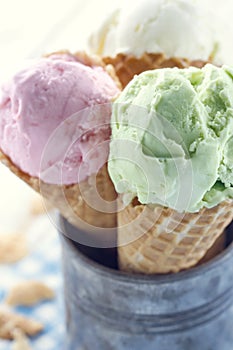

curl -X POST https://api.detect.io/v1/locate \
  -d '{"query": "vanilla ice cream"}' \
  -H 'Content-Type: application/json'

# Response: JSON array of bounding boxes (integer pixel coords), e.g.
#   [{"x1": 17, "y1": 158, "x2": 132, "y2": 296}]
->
[{"x1": 89, "y1": 0, "x2": 218, "y2": 62}]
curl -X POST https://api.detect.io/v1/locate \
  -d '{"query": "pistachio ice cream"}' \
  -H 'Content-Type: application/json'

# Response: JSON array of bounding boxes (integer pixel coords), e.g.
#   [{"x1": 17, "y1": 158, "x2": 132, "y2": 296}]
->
[{"x1": 108, "y1": 64, "x2": 233, "y2": 212}]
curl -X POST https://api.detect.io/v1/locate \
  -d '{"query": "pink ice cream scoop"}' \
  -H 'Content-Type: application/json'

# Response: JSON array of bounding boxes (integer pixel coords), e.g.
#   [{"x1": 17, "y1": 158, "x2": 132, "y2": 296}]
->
[{"x1": 0, "y1": 53, "x2": 120, "y2": 185}]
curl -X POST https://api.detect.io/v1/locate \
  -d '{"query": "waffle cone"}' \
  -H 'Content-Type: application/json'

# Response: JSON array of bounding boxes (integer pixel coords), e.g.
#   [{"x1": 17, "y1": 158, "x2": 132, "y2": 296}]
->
[
  {"x1": 118, "y1": 198, "x2": 233, "y2": 274},
  {"x1": 103, "y1": 53, "x2": 209, "y2": 88},
  {"x1": 0, "y1": 150, "x2": 117, "y2": 235}
]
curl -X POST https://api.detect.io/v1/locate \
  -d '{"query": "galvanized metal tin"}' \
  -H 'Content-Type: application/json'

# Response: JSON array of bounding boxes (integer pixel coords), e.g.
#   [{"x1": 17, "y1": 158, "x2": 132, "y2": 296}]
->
[{"x1": 59, "y1": 216, "x2": 233, "y2": 350}]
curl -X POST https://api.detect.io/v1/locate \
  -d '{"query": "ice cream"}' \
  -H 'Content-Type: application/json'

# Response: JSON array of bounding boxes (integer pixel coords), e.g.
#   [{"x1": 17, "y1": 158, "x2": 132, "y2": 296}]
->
[
  {"x1": 0, "y1": 52, "x2": 120, "y2": 185},
  {"x1": 108, "y1": 64, "x2": 233, "y2": 273},
  {"x1": 109, "y1": 64, "x2": 233, "y2": 213},
  {"x1": 89, "y1": 0, "x2": 218, "y2": 62},
  {"x1": 88, "y1": 0, "x2": 219, "y2": 88},
  {"x1": 0, "y1": 52, "x2": 120, "y2": 234}
]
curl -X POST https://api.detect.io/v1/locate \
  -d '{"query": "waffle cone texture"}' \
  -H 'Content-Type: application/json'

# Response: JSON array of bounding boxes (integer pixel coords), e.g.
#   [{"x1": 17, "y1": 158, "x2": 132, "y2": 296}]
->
[
  {"x1": 103, "y1": 53, "x2": 209, "y2": 88},
  {"x1": 0, "y1": 150, "x2": 117, "y2": 232},
  {"x1": 118, "y1": 199, "x2": 233, "y2": 274}
]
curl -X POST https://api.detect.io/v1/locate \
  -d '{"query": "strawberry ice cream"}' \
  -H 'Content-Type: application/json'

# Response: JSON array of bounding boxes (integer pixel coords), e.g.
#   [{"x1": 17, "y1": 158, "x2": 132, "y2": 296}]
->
[{"x1": 0, "y1": 53, "x2": 120, "y2": 185}]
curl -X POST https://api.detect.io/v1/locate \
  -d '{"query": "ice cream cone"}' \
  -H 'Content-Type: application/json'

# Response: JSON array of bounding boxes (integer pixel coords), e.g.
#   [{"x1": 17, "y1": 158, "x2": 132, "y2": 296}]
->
[
  {"x1": 0, "y1": 51, "x2": 121, "y2": 241},
  {"x1": 117, "y1": 198, "x2": 233, "y2": 274},
  {"x1": 103, "y1": 53, "x2": 209, "y2": 88},
  {"x1": 0, "y1": 150, "x2": 117, "y2": 233}
]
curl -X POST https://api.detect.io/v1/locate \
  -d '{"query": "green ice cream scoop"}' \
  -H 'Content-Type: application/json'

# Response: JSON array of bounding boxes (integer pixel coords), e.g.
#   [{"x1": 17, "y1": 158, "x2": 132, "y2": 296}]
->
[{"x1": 108, "y1": 64, "x2": 233, "y2": 212}]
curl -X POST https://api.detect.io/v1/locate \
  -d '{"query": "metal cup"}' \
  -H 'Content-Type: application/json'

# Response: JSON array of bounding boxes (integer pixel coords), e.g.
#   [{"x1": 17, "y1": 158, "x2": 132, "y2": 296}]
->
[{"x1": 59, "y1": 216, "x2": 233, "y2": 350}]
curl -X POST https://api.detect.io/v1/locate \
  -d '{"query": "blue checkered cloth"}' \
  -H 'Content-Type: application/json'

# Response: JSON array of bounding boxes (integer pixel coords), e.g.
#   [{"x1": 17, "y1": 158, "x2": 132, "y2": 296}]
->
[{"x1": 0, "y1": 226, "x2": 65, "y2": 350}]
